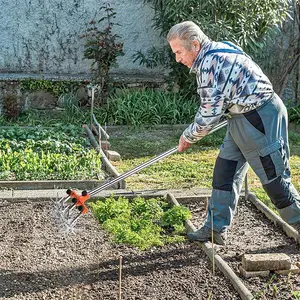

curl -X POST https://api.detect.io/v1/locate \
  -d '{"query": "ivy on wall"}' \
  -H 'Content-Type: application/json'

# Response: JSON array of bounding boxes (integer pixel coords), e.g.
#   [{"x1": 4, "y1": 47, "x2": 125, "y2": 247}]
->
[{"x1": 20, "y1": 79, "x2": 83, "y2": 97}]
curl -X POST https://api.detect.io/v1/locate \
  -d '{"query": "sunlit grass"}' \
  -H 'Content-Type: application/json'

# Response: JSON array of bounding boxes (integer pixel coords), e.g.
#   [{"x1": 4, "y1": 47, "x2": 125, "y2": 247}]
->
[
  {"x1": 110, "y1": 127, "x2": 300, "y2": 213},
  {"x1": 113, "y1": 150, "x2": 217, "y2": 190}
]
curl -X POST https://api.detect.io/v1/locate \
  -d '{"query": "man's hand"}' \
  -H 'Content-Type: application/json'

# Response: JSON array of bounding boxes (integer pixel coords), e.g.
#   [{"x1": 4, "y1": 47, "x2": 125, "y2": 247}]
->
[{"x1": 178, "y1": 135, "x2": 192, "y2": 152}]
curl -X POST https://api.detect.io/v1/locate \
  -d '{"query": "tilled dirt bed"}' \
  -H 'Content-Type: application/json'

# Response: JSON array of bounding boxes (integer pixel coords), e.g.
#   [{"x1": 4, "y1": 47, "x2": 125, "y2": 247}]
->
[
  {"x1": 0, "y1": 199, "x2": 240, "y2": 300},
  {"x1": 184, "y1": 196, "x2": 300, "y2": 299},
  {"x1": 0, "y1": 197, "x2": 299, "y2": 300}
]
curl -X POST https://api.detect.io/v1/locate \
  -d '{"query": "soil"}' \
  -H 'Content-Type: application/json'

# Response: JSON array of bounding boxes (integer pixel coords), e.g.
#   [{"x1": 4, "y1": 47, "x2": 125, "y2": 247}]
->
[
  {"x1": 184, "y1": 197, "x2": 300, "y2": 300},
  {"x1": 0, "y1": 199, "x2": 240, "y2": 300},
  {"x1": 1, "y1": 196, "x2": 299, "y2": 300}
]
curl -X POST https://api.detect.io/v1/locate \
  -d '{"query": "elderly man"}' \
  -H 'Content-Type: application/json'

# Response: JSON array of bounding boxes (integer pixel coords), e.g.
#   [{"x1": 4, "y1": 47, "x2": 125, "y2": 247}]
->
[{"x1": 167, "y1": 21, "x2": 300, "y2": 245}]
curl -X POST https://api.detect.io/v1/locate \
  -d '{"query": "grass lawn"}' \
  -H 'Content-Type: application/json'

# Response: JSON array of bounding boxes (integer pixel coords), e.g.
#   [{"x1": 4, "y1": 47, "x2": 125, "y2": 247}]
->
[{"x1": 108, "y1": 126, "x2": 300, "y2": 212}]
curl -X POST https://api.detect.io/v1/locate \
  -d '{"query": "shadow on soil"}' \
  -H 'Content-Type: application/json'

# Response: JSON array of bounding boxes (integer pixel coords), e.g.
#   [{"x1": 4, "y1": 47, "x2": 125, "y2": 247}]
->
[{"x1": 0, "y1": 244, "x2": 204, "y2": 297}]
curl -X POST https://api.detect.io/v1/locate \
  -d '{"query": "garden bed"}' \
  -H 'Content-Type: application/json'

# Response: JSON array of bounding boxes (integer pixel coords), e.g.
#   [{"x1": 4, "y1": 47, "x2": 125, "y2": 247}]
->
[
  {"x1": 0, "y1": 126, "x2": 105, "y2": 183},
  {"x1": 1, "y1": 191, "x2": 300, "y2": 299},
  {"x1": 0, "y1": 199, "x2": 240, "y2": 300}
]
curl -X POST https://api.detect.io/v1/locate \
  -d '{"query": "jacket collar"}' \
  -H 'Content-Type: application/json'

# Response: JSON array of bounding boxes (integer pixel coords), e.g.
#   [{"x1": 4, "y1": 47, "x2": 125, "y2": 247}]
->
[{"x1": 189, "y1": 41, "x2": 212, "y2": 74}]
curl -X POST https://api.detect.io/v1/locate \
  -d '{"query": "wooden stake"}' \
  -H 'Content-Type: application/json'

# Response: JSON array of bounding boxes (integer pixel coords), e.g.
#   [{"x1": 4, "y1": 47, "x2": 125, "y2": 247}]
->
[
  {"x1": 118, "y1": 256, "x2": 122, "y2": 300},
  {"x1": 204, "y1": 197, "x2": 209, "y2": 217},
  {"x1": 211, "y1": 209, "x2": 215, "y2": 276}
]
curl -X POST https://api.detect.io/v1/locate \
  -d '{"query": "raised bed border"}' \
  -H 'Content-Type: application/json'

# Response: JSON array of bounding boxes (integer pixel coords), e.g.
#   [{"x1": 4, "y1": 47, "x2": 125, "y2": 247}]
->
[
  {"x1": 0, "y1": 180, "x2": 101, "y2": 191},
  {"x1": 82, "y1": 124, "x2": 125, "y2": 189},
  {"x1": 166, "y1": 193, "x2": 254, "y2": 300},
  {"x1": 246, "y1": 192, "x2": 300, "y2": 245}
]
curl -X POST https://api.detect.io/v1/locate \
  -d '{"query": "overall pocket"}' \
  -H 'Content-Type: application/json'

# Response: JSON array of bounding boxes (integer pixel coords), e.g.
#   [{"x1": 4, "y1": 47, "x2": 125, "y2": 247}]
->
[{"x1": 258, "y1": 137, "x2": 286, "y2": 181}]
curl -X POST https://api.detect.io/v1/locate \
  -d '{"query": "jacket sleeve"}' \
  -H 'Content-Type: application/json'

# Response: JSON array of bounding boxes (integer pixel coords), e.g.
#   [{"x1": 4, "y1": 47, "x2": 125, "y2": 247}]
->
[{"x1": 183, "y1": 56, "x2": 227, "y2": 143}]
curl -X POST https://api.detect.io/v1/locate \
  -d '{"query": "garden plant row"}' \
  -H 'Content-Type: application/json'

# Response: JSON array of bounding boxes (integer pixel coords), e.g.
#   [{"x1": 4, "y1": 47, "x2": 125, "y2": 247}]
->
[{"x1": 0, "y1": 126, "x2": 103, "y2": 181}]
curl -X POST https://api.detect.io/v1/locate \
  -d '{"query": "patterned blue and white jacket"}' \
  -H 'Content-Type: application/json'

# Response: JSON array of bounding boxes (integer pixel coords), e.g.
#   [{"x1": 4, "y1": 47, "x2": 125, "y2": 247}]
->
[{"x1": 183, "y1": 41, "x2": 274, "y2": 143}]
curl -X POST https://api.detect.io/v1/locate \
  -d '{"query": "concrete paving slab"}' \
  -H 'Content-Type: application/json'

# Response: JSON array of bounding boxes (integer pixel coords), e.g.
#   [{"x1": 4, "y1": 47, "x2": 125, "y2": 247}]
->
[
  {"x1": 242, "y1": 253, "x2": 291, "y2": 272},
  {"x1": 239, "y1": 266, "x2": 270, "y2": 278},
  {"x1": 0, "y1": 188, "x2": 215, "y2": 202}
]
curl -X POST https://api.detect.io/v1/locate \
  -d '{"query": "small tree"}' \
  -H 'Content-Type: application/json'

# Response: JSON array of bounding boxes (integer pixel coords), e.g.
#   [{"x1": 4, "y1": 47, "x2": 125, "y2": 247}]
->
[{"x1": 81, "y1": 3, "x2": 124, "y2": 106}]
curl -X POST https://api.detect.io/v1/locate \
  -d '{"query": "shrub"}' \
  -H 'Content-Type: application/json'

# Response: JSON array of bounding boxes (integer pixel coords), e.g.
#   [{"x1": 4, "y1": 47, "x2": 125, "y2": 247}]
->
[
  {"x1": 288, "y1": 106, "x2": 300, "y2": 124},
  {"x1": 20, "y1": 79, "x2": 81, "y2": 97},
  {"x1": 2, "y1": 93, "x2": 21, "y2": 120}
]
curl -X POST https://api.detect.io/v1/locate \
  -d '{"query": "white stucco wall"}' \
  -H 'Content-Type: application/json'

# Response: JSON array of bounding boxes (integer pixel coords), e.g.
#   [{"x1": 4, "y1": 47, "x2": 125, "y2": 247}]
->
[{"x1": 0, "y1": 0, "x2": 164, "y2": 77}]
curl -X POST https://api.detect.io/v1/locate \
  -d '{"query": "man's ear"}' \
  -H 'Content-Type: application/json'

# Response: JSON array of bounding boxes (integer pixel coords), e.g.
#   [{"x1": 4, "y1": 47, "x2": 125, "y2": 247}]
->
[{"x1": 192, "y1": 40, "x2": 200, "y2": 52}]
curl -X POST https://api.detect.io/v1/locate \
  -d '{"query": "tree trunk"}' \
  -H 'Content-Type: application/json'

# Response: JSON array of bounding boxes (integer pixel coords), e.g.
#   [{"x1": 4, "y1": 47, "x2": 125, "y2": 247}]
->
[
  {"x1": 277, "y1": 1, "x2": 300, "y2": 100},
  {"x1": 278, "y1": 54, "x2": 300, "y2": 99}
]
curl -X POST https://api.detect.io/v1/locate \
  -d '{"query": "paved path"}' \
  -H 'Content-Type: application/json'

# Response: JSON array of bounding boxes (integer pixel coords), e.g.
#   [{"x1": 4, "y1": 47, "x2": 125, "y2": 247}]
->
[{"x1": 0, "y1": 187, "x2": 216, "y2": 202}]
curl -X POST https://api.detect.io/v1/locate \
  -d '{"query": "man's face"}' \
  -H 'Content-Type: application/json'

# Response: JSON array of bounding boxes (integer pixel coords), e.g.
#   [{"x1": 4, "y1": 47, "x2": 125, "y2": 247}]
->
[{"x1": 169, "y1": 38, "x2": 200, "y2": 68}]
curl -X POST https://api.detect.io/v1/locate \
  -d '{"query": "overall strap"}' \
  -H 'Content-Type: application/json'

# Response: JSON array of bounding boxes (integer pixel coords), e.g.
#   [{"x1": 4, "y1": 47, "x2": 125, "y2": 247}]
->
[{"x1": 203, "y1": 41, "x2": 245, "y2": 58}]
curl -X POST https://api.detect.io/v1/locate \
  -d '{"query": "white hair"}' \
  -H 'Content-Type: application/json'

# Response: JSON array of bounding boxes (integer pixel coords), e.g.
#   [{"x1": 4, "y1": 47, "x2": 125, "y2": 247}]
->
[{"x1": 167, "y1": 21, "x2": 210, "y2": 50}]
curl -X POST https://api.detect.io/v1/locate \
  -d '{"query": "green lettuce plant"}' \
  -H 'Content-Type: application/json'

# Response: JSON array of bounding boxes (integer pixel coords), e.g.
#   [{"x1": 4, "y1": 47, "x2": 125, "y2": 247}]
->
[{"x1": 91, "y1": 195, "x2": 192, "y2": 250}]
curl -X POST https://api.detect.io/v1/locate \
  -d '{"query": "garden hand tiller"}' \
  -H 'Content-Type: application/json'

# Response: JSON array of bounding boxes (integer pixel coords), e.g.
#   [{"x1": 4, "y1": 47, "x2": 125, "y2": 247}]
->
[{"x1": 56, "y1": 121, "x2": 227, "y2": 227}]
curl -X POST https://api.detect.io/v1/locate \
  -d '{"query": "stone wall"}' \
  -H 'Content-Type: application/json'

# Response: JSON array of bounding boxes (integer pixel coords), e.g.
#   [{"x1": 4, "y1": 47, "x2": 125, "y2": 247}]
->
[{"x1": 0, "y1": 0, "x2": 164, "y2": 78}]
